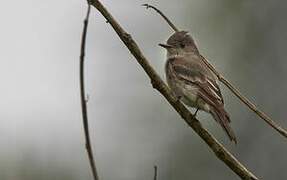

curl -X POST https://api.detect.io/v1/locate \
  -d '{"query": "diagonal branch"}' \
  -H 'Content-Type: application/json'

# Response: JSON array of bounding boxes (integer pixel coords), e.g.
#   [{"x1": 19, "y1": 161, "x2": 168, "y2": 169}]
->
[
  {"x1": 89, "y1": 0, "x2": 258, "y2": 179},
  {"x1": 142, "y1": 3, "x2": 287, "y2": 139},
  {"x1": 201, "y1": 56, "x2": 287, "y2": 139},
  {"x1": 79, "y1": 2, "x2": 99, "y2": 180}
]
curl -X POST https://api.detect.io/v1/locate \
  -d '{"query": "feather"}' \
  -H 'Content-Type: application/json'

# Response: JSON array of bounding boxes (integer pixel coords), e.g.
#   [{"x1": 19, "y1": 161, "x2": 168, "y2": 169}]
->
[{"x1": 167, "y1": 56, "x2": 237, "y2": 143}]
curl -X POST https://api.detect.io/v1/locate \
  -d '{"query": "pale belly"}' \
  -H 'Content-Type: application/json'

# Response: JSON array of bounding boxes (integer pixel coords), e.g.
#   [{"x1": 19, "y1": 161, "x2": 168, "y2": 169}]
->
[{"x1": 167, "y1": 77, "x2": 210, "y2": 112}]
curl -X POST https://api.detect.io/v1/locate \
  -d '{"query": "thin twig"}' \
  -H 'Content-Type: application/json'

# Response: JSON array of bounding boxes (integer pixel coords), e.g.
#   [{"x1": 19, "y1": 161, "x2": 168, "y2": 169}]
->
[
  {"x1": 79, "y1": 2, "x2": 99, "y2": 180},
  {"x1": 142, "y1": 3, "x2": 287, "y2": 139},
  {"x1": 142, "y1": 4, "x2": 179, "y2": 32},
  {"x1": 153, "y1": 166, "x2": 158, "y2": 180},
  {"x1": 201, "y1": 56, "x2": 287, "y2": 139},
  {"x1": 89, "y1": 0, "x2": 258, "y2": 179}
]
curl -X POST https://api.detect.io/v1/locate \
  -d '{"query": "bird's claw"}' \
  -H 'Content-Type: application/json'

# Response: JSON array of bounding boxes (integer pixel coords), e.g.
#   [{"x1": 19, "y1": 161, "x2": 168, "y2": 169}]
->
[
  {"x1": 175, "y1": 95, "x2": 182, "y2": 103},
  {"x1": 191, "y1": 108, "x2": 199, "y2": 120}
]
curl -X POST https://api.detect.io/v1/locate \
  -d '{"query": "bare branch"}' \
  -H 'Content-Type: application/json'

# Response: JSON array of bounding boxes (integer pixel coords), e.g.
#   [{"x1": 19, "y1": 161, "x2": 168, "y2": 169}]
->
[
  {"x1": 89, "y1": 0, "x2": 258, "y2": 179},
  {"x1": 142, "y1": 4, "x2": 179, "y2": 32},
  {"x1": 79, "y1": 2, "x2": 99, "y2": 180},
  {"x1": 201, "y1": 56, "x2": 287, "y2": 139},
  {"x1": 143, "y1": 4, "x2": 287, "y2": 139}
]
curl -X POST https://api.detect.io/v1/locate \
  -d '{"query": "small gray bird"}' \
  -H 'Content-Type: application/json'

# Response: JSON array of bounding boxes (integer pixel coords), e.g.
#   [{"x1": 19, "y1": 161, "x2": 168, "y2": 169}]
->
[{"x1": 159, "y1": 31, "x2": 237, "y2": 143}]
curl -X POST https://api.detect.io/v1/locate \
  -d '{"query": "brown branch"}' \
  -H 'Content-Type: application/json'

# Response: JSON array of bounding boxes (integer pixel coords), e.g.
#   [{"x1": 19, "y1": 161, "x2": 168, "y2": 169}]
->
[
  {"x1": 89, "y1": 0, "x2": 258, "y2": 179},
  {"x1": 142, "y1": 3, "x2": 287, "y2": 139},
  {"x1": 79, "y1": 2, "x2": 99, "y2": 180},
  {"x1": 142, "y1": 4, "x2": 179, "y2": 32},
  {"x1": 201, "y1": 57, "x2": 287, "y2": 139}
]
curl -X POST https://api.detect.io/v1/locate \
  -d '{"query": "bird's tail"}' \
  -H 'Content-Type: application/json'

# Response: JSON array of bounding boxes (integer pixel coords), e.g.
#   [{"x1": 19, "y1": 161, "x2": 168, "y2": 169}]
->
[{"x1": 209, "y1": 107, "x2": 237, "y2": 144}]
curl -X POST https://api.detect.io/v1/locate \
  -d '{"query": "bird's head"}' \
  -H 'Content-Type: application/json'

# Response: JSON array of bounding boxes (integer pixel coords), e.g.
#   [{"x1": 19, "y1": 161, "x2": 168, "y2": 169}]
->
[{"x1": 159, "y1": 31, "x2": 198, "y2": 56}]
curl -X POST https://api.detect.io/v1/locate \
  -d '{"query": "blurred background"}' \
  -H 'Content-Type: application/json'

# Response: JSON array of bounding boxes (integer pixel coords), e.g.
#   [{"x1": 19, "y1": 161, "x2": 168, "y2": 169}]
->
[{"x1": 0, "y1": 0, "x2": 287, "y2": 179}]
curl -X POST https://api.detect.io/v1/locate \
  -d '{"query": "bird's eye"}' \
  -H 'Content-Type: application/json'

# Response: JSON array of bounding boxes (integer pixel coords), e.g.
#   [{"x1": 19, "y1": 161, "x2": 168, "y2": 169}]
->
[{"x1": 180, "y1": 43, "x2": 185, "y2": 48}]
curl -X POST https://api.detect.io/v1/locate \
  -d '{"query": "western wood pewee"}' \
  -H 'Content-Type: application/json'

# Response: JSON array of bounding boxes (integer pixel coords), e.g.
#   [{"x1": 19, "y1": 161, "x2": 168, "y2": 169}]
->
[{"x1": 159, "y1": 31, "x2": 237, "y2": 143}]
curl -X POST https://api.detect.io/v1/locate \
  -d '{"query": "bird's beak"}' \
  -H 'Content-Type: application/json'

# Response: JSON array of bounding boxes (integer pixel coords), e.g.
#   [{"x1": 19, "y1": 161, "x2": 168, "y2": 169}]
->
[{"x1": 158, "y1": 43, "x2": 174, "y2": 49}]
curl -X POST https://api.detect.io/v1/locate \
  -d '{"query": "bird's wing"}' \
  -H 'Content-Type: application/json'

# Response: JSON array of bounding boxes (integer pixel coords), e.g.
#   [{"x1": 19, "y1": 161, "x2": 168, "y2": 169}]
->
[
  {"x1": 170, "y1": 57, "x2": 236, "y2": 142},
  {"x1": 169, "y1": 57, "x2": 224, "y2": 106},
  {"x1": 199, "y1": 55, "x2": 224, "y2": 104}
]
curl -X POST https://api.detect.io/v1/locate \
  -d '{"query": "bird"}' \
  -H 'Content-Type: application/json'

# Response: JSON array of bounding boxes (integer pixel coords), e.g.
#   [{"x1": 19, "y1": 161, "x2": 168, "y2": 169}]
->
[{"x1": 159, "y1": 31, "x2": 237, "y2": 143}]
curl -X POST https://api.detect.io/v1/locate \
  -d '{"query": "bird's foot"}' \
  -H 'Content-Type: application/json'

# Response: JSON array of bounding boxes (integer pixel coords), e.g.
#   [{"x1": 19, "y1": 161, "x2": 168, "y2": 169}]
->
[
  {"x1": 191, "y1": 108, "x2": 199, "y2": 120},
  {"x1": 175, "y1": 95, "x2": 182, "y2": 103}
]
